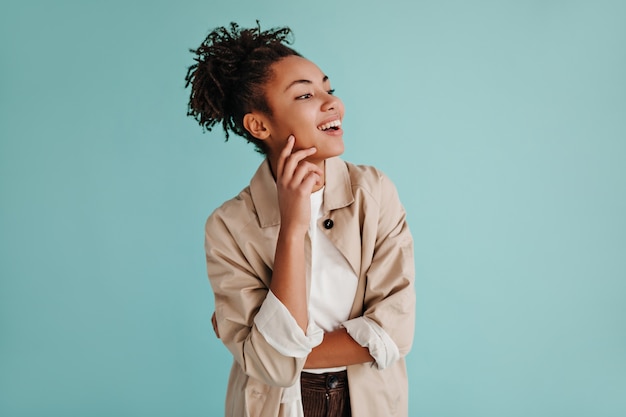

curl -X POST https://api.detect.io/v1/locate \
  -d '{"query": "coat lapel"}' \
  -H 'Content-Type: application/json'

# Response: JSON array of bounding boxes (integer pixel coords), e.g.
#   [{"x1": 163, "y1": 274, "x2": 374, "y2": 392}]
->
[{"x1": 321, "y1": 158, "x2": 361, "y2": 277}]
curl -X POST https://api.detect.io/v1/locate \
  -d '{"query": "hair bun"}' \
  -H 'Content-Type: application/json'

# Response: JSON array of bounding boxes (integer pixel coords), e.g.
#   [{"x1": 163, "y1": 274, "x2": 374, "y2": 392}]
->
[{"x1": 185, "y1": 22, "x2": 299, "y2": 153}]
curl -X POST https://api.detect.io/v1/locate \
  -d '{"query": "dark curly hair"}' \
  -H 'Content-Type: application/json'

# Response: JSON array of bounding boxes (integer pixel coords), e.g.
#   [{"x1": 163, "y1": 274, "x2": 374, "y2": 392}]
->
[{"x1": 185, "y1": 22, "x2": 301, "y2": 154}]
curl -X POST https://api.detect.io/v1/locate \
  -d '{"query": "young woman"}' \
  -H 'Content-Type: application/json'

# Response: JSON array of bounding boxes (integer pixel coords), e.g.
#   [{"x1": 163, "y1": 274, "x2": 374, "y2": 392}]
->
[{"x1": 185, "y1": 23, "x2": 415, "y2": 417}]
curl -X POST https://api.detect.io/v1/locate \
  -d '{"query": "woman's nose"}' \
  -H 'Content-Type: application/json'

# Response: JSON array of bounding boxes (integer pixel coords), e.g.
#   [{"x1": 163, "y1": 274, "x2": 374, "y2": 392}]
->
[{"x1": 321, "y1": 95, "x2": 338, "y2": 111}]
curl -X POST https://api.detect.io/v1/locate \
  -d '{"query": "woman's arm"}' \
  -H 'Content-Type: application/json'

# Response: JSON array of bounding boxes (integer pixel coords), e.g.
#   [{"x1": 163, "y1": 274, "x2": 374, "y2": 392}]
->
[
  {"x1": 206, "y1": 136, "x2": 326, "y2": 386},
  {"x1": 304, "y1": 328, "x2": 373, "y2": 368},
  {"x1": 269, "y1": 136, "x2": 322, "y2": 331}
]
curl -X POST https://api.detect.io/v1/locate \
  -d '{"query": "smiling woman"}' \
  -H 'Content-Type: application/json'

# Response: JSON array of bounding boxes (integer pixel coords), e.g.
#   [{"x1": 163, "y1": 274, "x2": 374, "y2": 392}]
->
[{"x1": 185, "y1": 22, "x2": 415, "y2": 417}]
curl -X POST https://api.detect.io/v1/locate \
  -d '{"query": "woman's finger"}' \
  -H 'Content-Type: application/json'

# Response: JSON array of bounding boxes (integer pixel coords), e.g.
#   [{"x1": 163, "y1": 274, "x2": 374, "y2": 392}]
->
[
  {"x1": 289, "y1": 160, "x2": 323, "y2": 187},
  {"x1": 301, "y1": 170, "x2": 322, "y2": 191},
  {"x1": 276, "y1": 135, "x2": 295, "y2": 179},
  {"x1": 281, "y1": 146, "x2": 318, "y2": 182}
]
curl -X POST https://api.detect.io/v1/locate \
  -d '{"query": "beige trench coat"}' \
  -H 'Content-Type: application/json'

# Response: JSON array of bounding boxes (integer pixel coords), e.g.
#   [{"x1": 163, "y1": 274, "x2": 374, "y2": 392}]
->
[{"x1": 205, "y1": 157, "x2": 415, "y2": 417}]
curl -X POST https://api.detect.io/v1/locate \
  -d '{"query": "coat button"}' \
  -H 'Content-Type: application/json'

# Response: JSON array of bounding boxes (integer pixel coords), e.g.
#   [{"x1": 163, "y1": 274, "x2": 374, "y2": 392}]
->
[{"x1": 323, "y1": 219, "x2": 334, "y2": 229}]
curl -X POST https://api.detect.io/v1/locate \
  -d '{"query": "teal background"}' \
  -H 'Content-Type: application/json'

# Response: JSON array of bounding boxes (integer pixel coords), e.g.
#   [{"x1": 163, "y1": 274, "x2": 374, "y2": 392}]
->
[{"x1": 1, "y1": 0, "x2": 625, "y2": 416}]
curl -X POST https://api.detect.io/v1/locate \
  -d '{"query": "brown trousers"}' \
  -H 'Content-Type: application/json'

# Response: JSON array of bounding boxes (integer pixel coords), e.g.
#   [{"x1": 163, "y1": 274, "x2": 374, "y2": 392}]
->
[{"x1": 300, "y1": 371, "x2": 351, "y2": 417}]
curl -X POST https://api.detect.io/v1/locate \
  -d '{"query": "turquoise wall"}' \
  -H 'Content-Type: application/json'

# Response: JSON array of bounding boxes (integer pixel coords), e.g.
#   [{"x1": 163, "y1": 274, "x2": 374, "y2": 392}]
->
[{"x1": 1, "y1": 1, "x2": 625, "y2": 416}]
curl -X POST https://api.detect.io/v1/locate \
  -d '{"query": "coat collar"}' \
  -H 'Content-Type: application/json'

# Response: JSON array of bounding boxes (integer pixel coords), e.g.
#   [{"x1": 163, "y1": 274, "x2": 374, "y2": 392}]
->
[{"x1": 249, "y1": 157, "x2": 355, "y2": 228}]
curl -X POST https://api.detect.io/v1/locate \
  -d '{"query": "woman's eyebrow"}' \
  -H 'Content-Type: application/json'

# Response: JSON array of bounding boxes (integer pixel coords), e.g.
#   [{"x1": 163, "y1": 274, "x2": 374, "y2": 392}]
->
[{"x1": 284, "y1": 75, "x2": 330, "y2": 92}]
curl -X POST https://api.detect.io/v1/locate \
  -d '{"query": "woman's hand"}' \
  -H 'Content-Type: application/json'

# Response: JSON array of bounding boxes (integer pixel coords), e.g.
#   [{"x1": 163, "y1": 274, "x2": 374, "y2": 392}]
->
[{"x1": 275, "y1": 135, "x2": 323, "y2": 235}]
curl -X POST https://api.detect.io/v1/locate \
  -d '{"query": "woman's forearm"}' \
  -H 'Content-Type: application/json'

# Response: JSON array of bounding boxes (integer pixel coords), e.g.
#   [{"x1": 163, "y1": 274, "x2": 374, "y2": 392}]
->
[
  {"x1": 270, "y1": 227, "x2": 309, "y2": 332},
  {"x1": 304, "y1": 328, "x2": 373, "y2": 368}
]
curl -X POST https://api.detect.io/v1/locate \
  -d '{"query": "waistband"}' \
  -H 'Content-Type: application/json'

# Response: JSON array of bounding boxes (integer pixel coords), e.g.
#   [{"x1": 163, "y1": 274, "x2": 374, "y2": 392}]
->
[{"x1": 301, "y1": 370, "x2": 348, "y2": 391}]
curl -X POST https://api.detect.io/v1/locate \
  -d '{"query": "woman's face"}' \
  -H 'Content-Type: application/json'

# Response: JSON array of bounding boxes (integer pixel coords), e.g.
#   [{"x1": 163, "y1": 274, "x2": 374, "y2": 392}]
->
[{"x1": 260, "y1": 55, "x2": 345, "y2": 164}]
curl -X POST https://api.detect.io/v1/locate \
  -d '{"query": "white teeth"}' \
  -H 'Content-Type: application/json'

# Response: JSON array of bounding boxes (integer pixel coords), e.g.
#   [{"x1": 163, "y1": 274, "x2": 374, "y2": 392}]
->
[{"x1": 317, "y1": 119, "x2": 342, "y2": 131}]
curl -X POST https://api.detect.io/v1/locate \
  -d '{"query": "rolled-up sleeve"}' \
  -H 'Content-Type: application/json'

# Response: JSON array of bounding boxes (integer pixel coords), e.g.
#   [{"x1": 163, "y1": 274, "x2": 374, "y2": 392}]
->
[
  {"x1": 342, "y1": 316, "x2": 400, "y2": 369},
  {"x1": 255, "y1": 290, "x2": 324, "y2": 357}
]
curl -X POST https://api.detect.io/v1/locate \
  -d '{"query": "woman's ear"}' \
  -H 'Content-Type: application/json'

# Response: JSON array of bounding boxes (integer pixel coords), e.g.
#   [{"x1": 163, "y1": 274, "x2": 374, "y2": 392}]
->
[{"x1": 243, "y1": 113, "x2": 270, "y2": 140}]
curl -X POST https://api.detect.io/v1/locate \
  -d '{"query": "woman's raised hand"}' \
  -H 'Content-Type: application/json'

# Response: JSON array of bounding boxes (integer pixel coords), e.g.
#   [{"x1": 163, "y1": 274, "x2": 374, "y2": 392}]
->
[
  {"x1": 270, "y1": 135, "x2": 322, "y2": 330},
  {"x1": 275, "y1": 135, "x2": 323, "y2": 235}
]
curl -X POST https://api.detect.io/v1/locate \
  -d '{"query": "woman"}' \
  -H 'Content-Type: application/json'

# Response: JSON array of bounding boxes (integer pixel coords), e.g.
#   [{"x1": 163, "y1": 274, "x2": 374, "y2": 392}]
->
[{"x1": 185, "y1": 22, "x2": 415, "y2": 417}]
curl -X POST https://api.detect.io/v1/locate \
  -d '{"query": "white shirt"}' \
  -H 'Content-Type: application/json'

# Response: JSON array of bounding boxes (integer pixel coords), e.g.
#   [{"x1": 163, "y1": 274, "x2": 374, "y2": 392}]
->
[{"x1": 305, "y1": 187, "x2": 357, "y2": 372}]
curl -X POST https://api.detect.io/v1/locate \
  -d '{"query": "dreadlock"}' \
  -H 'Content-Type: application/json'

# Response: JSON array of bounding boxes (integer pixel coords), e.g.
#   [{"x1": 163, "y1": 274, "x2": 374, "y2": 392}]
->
[{"x1": 185, "y1": 22, "x2": 301, "y2": 154}]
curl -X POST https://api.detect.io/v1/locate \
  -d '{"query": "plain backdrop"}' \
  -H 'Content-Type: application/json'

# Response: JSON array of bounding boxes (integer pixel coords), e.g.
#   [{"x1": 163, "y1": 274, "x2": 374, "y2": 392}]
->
[{"x1": 1, "y1": 1, "x2": 625, "y2": 416}]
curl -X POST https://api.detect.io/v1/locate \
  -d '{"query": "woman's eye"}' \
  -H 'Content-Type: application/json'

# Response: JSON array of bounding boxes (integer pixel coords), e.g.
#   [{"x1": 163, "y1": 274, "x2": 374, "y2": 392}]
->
[
  {"x1": 327, "y1": 89, "x2": 335, "y2": 95},
  {"x1": 296, "y1": 93, "x2": 312, "y2": 100}
]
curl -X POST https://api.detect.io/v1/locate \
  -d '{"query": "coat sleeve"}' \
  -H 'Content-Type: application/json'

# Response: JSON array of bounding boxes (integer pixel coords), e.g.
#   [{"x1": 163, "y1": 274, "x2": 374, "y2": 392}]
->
[
  {"x1": 204, "y1": 210, "x2": 307, "y2": 388},
  {"x1": 360, "y1": 171, "x2": 416, "y2": 357}
]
